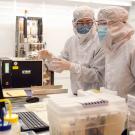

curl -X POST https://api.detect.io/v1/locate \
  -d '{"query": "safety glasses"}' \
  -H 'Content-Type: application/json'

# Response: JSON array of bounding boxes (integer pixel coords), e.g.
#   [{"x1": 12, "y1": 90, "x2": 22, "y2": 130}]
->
[
  {"x1": 73, "y1": 18, "x2": 94, "y2": 26},
  {"x1": 96, "y1": 19, "x2": 122, "y2": 26},
  {"x1": 96, "y1": 20, "x2": 108, "y2": 26}
]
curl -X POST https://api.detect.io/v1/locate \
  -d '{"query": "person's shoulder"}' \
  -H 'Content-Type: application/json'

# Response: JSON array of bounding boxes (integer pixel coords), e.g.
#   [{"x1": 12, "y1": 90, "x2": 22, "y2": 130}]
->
[
  {"x1": 127, "y1": 35, "x2": 135, "y2": 55},
  {"x1": 66, "y1": 35, "x2": 76, "y2": 42},
  {"x1": 93, "y1": 33, "x2": 103, "y2": 49},
  {"x1": 65, "y1": 35, "x2": 77, "y2": 45},
  {"x1": 128, "y1": 35, "x2": 135, "y2": 49}
]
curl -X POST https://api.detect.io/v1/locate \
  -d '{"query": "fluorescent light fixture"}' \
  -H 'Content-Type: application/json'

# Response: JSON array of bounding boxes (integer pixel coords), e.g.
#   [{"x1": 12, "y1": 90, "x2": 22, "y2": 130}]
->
[{"x1": 67, "y1": 0, "x2": 132, "y2": 6}]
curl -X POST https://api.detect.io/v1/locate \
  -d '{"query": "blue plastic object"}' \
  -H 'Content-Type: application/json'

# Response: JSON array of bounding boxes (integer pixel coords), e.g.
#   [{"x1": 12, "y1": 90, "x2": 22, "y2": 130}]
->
[
  {"x1": 0, "y1": 121, "x2": 11, "y2": 131},
  {"x1": 0, "y1": 108, "x2": 11, "y2": 132}
]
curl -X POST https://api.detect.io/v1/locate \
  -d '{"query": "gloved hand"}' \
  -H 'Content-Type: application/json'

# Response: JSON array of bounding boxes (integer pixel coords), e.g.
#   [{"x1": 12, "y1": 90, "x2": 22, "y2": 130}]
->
[
  {"x1": 38, "y1": 50, "x2": 52, "y2": 60},
  {"x1": 51, "y1": 58, "x2": 71, "y2": 70}
]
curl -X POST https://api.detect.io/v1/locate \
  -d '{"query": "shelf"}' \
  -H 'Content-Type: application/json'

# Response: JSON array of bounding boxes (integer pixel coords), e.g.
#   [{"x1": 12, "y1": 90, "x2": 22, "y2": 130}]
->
[{"x1": 19, "y1": 43, "x2": 44, "y2": 44}]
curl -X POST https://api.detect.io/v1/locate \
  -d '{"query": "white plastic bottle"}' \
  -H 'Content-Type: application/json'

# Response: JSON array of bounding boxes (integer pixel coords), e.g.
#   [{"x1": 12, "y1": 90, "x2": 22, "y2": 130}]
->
[{"x1": 4, "y1": 114, "x2": 20, "y2": 135}]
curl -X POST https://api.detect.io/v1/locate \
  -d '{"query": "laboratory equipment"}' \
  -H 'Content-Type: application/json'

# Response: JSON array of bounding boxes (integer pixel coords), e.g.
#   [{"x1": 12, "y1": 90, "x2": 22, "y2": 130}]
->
[{"x1": 0, "y1": 57, "x2": 54, "y2": 88}]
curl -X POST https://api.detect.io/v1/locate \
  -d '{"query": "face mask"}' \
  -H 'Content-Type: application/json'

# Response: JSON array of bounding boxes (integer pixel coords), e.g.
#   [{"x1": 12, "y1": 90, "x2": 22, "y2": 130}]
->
[
  {"x1": 76, "y1": 24, "x2": 92, "y2": 34},
  {"x1": 97, "y1": 25, "x2": 108, "y2": 41}
]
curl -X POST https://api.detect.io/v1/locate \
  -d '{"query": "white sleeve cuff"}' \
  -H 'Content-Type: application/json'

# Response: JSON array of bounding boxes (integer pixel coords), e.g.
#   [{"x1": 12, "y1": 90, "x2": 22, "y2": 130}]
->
[{"x1": 70, "y1": 63, "x2": 80, "y2": 74}]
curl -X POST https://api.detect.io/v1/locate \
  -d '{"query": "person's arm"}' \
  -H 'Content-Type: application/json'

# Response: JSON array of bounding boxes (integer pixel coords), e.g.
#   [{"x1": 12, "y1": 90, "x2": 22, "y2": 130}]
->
[
  {"x1": 58, "y1": 37, "x2": 71, "y2": 60},
  {"x1": 45, "y1": 38, "x2": 71, "y2": 72},
  {"x1": 130, "y1": 48, "x2": 135, "y2": 78},
  {"x1": 70, "y1": 47, "x2": 105, "y2": 84},
  {"x1": 127, "y1": 47, "x2": 135, "y2": 95}
]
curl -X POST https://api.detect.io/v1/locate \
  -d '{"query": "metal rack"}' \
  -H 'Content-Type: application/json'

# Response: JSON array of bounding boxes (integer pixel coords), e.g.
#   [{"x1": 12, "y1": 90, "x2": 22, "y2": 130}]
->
[
  {"x1": 15, "y1": 16, "x2": 54, "y2": 86},
  {"x1": 15, "y1": 16, "x2": 44, "y2": 57}
]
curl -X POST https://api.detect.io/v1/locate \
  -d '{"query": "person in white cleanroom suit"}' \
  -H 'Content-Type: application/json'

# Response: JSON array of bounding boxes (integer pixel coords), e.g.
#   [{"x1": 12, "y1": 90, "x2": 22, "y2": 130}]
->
[
  {"x1": 97, "y1": 6, "x2": 135, "y2": 97},
  {"x1": 39, "y1": 6, "x2": 105, "y2": 95}
]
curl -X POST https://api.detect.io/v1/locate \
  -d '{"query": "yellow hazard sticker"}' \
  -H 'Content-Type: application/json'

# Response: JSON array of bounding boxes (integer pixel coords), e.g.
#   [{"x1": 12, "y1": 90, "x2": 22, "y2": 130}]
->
[{"x1": 12, "y1": 66, "x2": 19, "y2": 70}]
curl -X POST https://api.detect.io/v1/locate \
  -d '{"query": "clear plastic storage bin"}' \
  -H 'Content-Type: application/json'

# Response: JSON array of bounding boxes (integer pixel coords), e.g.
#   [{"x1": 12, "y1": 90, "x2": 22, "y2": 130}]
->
[{"x1": 47, "y1": 91, "x2": 127, "y2": 135}]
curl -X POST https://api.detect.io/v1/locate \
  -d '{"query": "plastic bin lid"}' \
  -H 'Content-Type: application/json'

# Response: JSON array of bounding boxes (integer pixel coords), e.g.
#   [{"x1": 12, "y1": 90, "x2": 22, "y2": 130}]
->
[{"x1": 48, "y1": 91, "x2": 127, "y2": 114}]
